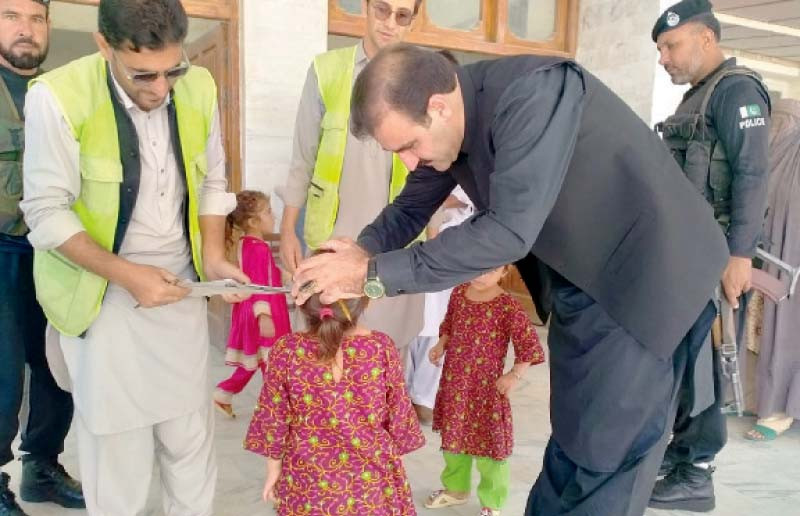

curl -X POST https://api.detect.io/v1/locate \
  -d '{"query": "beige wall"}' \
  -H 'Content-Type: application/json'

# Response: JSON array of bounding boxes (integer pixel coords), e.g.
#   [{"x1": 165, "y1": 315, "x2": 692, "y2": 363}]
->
[
  {"x1": 576, "y1": 0, "x2": 661, "y2": 124},
  {"x1": 240, "y1": 0, "x2": 328, "y2": 213}
]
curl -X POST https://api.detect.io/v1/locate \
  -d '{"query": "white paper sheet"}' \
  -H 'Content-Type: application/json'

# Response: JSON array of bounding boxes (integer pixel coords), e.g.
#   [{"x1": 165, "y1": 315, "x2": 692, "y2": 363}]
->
[{"x1": 180, "y1": 279, "x2": 292, "y2": 298}]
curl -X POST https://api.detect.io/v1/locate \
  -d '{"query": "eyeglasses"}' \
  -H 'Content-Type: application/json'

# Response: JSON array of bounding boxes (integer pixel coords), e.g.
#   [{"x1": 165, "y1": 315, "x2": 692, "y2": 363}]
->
[
  {"x1": 113, "y1": 50, "x2": 191, "y2": 84},
  {"x1": 369, "y1": 0, "x2": 416, "y2": 27}
]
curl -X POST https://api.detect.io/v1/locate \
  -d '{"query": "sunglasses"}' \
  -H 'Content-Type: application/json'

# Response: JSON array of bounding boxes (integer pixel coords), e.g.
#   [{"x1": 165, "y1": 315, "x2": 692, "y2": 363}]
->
[
  {"x1": 113, "y1": 50, "x2": 191, "y2": 84},
  {"x1": 369, "y1": 0, "x2": 416, "y2": 27}
]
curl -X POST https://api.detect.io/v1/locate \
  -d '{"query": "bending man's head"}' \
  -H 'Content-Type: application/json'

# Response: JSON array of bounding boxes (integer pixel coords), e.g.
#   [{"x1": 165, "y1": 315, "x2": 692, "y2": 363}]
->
[{"x1": 351, "y1": 43, "x2": 464, "y2": 172}]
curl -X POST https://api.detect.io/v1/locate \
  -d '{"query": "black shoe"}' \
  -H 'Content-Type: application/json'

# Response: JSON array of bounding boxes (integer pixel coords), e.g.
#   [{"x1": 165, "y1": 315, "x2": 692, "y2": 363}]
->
[
  {"x1": 657, "y1": 454, "x2": 678, "y2": 477},
  {"x1": 648, "y1": 463, "x2": 715, "y2": 512},
  {"x1": 19, "y1": 457, "x2": 85, "y2": 509},
  {"x1": 0, "y1": 473, "x2": 28, "y2": 516}
]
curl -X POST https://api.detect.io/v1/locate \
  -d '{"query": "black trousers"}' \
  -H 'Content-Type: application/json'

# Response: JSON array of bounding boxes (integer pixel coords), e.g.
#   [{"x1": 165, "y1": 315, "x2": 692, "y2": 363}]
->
[
  {"x1": 663, "y1": 345, "x2": 727, "y2": 466},
  {"x1": 525, "y1": 276, "x2": 717, "y2": 516},
  {"x1": 0, "y1": 250, "x2": 74, "y2": 467},
  {"x1": 663, "y1": 294, "x2": 751, "y2": 466}
]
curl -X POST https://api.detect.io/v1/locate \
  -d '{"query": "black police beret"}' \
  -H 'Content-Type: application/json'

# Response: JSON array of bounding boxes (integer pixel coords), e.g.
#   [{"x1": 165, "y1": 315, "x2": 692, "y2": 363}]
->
[{"x1": 652, "y1": 0, "x2": 716, "y2": 42}]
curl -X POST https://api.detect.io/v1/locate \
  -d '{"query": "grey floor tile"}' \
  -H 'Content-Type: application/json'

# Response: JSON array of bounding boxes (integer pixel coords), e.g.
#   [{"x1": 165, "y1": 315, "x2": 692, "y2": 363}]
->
[{"x1": 3, "y1": 333, "x2": 799, "y2": 515}]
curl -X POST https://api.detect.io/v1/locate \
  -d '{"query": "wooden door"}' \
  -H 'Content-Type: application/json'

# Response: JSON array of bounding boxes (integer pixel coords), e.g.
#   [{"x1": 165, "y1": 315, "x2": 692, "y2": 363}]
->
[
  {"x1": 187, "y1": 24, "x2": 240, "y2": 192},
  {"x1": 500, "y1": 266, "x2": 542, "y2": 325},
  {"x1": 187, "y1": 24, "x2": 239, "y2": 350}
]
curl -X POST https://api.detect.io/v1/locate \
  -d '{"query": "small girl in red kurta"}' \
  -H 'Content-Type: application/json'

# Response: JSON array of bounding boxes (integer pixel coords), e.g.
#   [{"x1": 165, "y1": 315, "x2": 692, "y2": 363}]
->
[
  {"x1": 425, "y1": 266, "x2": 544, "y2": 516},
  {"x1": 214, "y1": 191, "x2": 291, "y2": 418},
  {"x1": 245, "y1": 293, "x2": 424, "y2": 516}
]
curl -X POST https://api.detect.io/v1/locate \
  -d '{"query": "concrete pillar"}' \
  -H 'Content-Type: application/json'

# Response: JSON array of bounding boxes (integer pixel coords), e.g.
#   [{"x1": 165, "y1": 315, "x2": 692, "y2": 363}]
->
[
  {"x1": 209, "y1": 0, "x2": 328, "y2": 350},
  {"x1": 240, "y1": 0, "x2": 328, "y2": 204},
  {"x1": 575, "y1": 0, "x2": 661, "y2": 124}
]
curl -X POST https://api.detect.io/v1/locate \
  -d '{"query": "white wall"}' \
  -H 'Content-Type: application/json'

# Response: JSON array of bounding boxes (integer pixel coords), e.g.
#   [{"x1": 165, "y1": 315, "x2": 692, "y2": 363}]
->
[
  {"x1": 240, "y1": 0, "x2": 328, "y2": 214},
  {"x1": 651, "y1": 65, "x2": 688, "y2": 127}
]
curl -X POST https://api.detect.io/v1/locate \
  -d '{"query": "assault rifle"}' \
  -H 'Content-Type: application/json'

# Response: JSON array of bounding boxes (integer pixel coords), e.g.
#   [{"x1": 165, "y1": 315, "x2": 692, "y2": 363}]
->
[{"x1": 714, "y1": 247, "x2": 800, "y2": 416}]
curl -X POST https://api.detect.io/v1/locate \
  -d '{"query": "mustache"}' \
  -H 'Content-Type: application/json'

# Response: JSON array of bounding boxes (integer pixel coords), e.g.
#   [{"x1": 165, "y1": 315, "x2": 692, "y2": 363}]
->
[{"x1": 12, "y1": 37, "x2": 40, "y2": 49}]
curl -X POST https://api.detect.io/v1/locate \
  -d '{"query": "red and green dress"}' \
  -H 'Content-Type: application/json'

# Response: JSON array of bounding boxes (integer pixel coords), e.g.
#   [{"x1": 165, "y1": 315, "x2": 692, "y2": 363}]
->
[{"x1": 433, "y1": 285, "x2": 544, "y2": 460}]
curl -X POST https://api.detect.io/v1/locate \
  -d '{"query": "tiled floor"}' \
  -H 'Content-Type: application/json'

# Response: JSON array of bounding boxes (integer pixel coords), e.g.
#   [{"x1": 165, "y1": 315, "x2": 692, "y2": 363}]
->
[{"x1": 4, "y1": 327, "x2": 799, "y2": 515}]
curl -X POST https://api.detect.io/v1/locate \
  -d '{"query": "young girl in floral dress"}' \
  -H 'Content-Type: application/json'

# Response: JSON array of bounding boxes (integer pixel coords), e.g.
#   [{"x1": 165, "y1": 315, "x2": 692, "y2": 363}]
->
[
  {"x1": 245, "y1": 291, "x2": 425, "y2": 515},
  {"x1": 213, "y1": 191, "x2": 291, "y2": 418},
  {"x1": 425, "y1": 266, "x2": 544, "y2": 516}
]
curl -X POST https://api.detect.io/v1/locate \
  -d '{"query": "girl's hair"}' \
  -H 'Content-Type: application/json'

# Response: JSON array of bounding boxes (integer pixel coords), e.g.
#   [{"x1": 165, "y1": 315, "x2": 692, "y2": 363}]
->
[
  {"x1": 299, "y1": 248, "x2": 368, "y2": 362},
  {"x1": 300, "y1": 295, "x2": 368, "y2": 363},
  {"x1": 225, "y1": 190, "x2": 269, "y2": 247}
]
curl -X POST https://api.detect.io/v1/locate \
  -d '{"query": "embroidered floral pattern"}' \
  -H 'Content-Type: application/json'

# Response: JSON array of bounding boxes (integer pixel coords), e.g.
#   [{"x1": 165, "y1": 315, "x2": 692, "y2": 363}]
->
[
  {"x1": 245, "y1": 332, "x2": 424, "y2": 515},
  {"x1": 433, "y1": 285, "x2": 544, "y2": 460}
]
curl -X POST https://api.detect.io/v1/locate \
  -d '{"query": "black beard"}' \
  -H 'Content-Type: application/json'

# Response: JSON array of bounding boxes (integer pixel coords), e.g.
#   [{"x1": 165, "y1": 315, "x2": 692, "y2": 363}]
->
[{"x1": 0, "y1": 40, "x2": 48, "y2": 71}]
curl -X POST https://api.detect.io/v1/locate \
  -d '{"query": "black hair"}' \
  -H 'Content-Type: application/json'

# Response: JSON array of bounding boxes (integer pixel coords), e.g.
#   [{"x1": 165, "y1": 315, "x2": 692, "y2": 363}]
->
[
  {"x1": 351, "y1": 43, "x2": 457, "y2": 139},
  {"x1": 300, "y1": 295, "x2": 368, "y2": 363},
  {"x1": 98, "y1": 0, "x2": 188, "y2": 51},
  {"x1": 437, "y1": 49, "x2": 459, "y2": 66}
]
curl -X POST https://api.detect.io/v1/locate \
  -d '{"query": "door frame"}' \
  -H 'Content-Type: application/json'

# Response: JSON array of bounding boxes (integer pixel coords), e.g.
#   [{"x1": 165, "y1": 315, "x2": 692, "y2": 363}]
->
[{"x1": 51, "y1": 0, "x2": 242, "y2": 191}]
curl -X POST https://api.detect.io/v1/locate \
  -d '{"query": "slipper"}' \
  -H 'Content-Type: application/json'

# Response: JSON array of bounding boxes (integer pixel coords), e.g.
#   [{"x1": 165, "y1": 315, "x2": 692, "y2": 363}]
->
[
  {"x1": 424, "y1": 489, "x2": 469, "y2": 509},
  {"x1": 745, "y1": 424, "x2": 778, "y2": 441},
  {"x1": 213, "y1": 399, "x2": 236, "y2": 419}
]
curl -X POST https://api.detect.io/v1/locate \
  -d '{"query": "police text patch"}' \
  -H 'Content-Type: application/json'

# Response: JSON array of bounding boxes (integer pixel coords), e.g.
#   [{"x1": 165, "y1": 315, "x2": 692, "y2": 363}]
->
[{"x1": 739, "y1": 117, "x2": 765, "y2": 130}]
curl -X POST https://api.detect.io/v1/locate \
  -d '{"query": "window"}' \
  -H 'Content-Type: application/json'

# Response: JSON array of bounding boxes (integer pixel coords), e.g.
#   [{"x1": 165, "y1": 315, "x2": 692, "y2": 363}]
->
[{"x1": 330, "y1": 0, "x2": 578, "y2": 57}]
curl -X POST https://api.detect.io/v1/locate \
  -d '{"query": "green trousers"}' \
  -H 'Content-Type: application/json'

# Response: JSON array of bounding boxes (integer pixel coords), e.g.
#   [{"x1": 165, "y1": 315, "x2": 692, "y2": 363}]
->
[{"x1": 441, "y1": 451, "x2": 510, "y2": 510}]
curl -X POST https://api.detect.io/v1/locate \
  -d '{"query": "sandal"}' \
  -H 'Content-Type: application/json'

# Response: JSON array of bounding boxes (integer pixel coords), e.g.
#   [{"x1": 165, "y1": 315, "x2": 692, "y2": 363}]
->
[
  {"x1": 424, "y1": 489, "x2": 469, "y2": 509},
  {"x1": 480, "y1": 509, "x2": 501, "y2": 516},
  {"x1": 745, "y1": 423, "x2": 786, "y2": 441},
  {"x1": 212, "y1": 390, "x2": 236, "y2": 418},
  {"x1": 213, "y1": 399, "x2": 236, "y2": 418}
]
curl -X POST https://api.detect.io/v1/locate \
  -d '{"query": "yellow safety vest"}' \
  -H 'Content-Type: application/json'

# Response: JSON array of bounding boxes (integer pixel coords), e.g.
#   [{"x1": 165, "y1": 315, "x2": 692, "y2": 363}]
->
[
  {"x1": 304, "y1": 45, "x2": 412, "y2": 250},
  {"x1": 31, "y1": 53, "x2": 217, "y2": 337}
]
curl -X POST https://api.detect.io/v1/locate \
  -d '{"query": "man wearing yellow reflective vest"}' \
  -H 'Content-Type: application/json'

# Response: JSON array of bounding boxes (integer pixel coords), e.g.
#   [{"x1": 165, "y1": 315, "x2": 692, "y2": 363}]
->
[
  {"x1": 20, "y1": 1, "x2": 246, "y2": 514},
  {"x1": 278, "y1": 0, "x2": 424, "y2": 354}
]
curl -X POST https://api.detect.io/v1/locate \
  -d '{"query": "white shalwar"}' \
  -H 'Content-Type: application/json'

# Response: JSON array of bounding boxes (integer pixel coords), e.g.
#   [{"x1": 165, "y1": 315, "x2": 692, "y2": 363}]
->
[
  {"x1": 22, "y1": 70, "x2": 235, "y2": 516},
  {"x1": 405, "y1": 187, "x2": 474, "y2": 409}
]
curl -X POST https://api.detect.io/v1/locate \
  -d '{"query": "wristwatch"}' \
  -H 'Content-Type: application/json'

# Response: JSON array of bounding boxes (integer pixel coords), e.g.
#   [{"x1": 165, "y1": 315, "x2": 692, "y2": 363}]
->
[{"x1": 363, "y1": 257, "x2": 386, "y2": 300}]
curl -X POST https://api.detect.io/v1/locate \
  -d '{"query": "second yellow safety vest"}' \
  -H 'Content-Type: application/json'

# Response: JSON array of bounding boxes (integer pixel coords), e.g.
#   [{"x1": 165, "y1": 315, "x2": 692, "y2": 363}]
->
[{"x1": 304, "y1": 45, "x2": 411, "y2": 250}]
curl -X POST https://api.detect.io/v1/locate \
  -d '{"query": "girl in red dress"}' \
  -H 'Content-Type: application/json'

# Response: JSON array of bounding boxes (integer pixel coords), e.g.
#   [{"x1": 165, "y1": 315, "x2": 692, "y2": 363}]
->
[
  {"x1": 213, "y1": 191, "x2": 291, "y2": 418},
  {"x1": 425, "y1": 265, "x2": 544, "y2": 516}
]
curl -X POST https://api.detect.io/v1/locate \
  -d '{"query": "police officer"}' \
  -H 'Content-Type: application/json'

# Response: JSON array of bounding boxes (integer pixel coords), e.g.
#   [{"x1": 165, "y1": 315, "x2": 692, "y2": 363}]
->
[
  {"x1": 0, "y1": 1, "x2": 84, "y2": 514},
  {"x1": 651, "y1": 0, "x2": 770, "y2": 512}
]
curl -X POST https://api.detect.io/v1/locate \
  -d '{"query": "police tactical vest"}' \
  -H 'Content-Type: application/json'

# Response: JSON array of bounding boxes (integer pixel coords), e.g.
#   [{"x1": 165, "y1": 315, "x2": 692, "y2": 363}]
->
[
  {"x1": 305, "y1": 45, "x2": 412, "y2": 250},
  {"x1": 657, "y1": 66, "x2": 767, "y2": 227},
  {"x1": 30, "y1": 53, "x2": 217, "y2": 337},
  {"x1": 0, "y1": 77, "x2": 27, "y2": 236}
]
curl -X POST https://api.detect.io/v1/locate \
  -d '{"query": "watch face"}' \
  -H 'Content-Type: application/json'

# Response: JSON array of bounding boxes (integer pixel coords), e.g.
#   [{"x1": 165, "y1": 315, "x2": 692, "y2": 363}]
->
[{"x1": 364, "y1": 279, "x2": 385, "y2": 299}]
